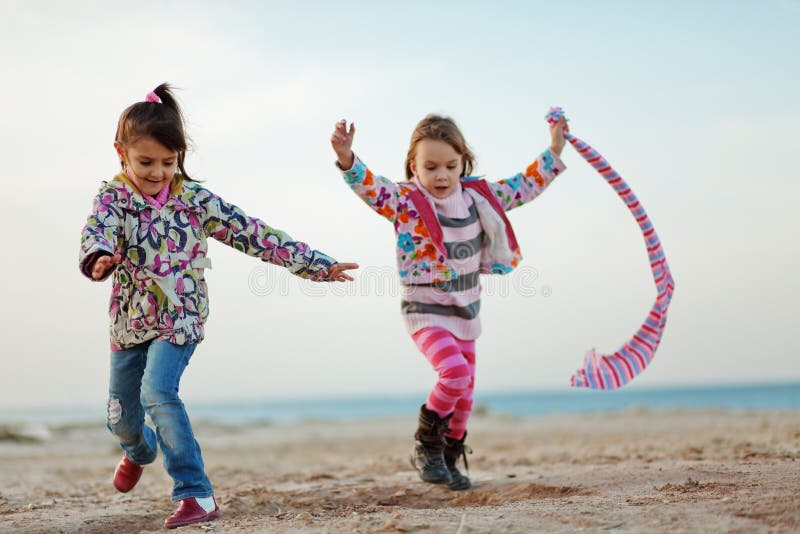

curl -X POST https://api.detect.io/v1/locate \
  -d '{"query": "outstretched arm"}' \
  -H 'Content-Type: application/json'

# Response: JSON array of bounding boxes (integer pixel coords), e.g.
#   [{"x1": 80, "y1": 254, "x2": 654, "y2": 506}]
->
[
  {"x1": 200, "y1": 188, "x2": 350, "y2": 281},
  {"x1": 487, "y1": 117, "x2": 568, "y2": 211},
  {"x1": 331, "y1": 119, "x2": 402, "y2": 223}
]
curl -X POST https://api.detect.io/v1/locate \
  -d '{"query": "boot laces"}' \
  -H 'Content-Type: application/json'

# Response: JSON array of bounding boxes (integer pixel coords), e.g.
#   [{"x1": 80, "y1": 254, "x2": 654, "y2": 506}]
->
[
  {"x1": 459, "y1": 443, "x2": 472, "y2": 473},
  {"x1": 446, "y1": 440, "x2": 472, "y2": 473}
]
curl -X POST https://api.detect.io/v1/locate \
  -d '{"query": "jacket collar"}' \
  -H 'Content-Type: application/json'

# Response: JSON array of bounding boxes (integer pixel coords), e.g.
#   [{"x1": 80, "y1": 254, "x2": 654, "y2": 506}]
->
[{"x1": 109, "y1": 173, "x2": 197, "y2": 212}]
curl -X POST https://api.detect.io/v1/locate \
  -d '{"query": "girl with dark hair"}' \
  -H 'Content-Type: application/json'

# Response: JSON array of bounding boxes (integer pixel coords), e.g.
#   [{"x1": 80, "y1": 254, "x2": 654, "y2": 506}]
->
[
  {"x1": 80, "y1": 84, "x2": 358, "y2": 528},
  {"x1": 331, "y1": 113, "x2": 567, "y2": 490}
]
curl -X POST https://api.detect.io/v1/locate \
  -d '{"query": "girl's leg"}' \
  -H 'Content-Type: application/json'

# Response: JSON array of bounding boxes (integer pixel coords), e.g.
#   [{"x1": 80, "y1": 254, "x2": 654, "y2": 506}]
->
[
  {"x1": 443, "y1": 338, "x2": 476, "y2": 490},
  {"x1": 410, "y1": 327, "x2": 473, "y2": 485},
  {"x1": 446, "y1": 338, "x2": 476, "y2": 441},
  {"x1": 140, "y1": 339, "x2": 213, "y2": 501},
  {"x1": 108, "y1": 344, "x2": 158, "y2": 464},
  {"x1": 412, "y1": 327, "x2": 472, "y2": 419}
]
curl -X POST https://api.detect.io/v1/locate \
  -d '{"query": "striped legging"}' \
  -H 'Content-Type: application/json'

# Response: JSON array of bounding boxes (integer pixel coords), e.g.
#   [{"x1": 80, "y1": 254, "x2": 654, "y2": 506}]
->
[{"x1": 412, "y1": 326, "x2": 475, "y2": 440}]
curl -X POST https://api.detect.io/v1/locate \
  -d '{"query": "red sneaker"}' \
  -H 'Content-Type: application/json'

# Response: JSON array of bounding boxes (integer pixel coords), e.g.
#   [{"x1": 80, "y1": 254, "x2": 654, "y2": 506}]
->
[
  {"x1": 164, "y1": 497, "x2": 221, "y2": 529},
  {"x1": 113, "y1": 456, "x2": 143, "y2": 493}
]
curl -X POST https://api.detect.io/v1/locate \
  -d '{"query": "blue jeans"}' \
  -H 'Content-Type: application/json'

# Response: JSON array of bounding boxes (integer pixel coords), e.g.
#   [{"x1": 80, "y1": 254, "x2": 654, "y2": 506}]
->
[{"x1": 107, "y1": 339, "x2": 213, "y2": 501}]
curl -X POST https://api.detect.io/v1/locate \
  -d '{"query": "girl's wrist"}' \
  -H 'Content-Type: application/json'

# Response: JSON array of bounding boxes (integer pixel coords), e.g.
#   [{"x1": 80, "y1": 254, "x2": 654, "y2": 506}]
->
[{"x1": 337, "y1": 151, "x2": 355, "y2": 170}]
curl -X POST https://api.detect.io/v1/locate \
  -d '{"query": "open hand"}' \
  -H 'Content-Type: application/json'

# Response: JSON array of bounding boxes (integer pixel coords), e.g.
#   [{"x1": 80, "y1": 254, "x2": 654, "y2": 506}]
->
[
  {"x1": 327, "y1": 262, "x2": 359, "y2": 282},
  {"x1": 331, "y1": 119, "x2": 356, "y2": 170},
  {"x1": 549, "y1": 116, "x2": 568, "y2": 156},
  {"x1": 91, "y1": 252, "x2": 122, "y2": 280}
]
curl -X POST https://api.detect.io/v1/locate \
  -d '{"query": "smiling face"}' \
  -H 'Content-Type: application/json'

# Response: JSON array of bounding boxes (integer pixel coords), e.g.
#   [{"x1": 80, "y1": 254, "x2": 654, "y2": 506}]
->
[
  {"x1": 115, "y1": 136, "x2": 178, "y2": 196},
  {"x1": 409, "y1": 138, "x2": 464, "y2": 199}
]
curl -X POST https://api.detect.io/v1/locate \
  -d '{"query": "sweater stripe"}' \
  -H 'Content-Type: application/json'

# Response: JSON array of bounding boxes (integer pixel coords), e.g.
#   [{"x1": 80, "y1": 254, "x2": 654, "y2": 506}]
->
[
  {"x1": 411, "y1": 271, "x2": 480, "y2": 293},
  {"x1": 436, "y1": 224, "x2": 483, "y2": 242},
  {"x1": 444, "y1": 235, "x2": 483, "y2": 259},
  {"x1": 401, "y1": 300, "x2": 481, "y2": 320},
  {"x1": 438, "y1": 203, "x2": 478, "y2": 227}
]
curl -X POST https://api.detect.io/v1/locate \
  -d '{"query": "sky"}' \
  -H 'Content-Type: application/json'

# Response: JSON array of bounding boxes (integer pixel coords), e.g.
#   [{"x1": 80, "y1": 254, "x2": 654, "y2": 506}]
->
[{"x1": 0, "y1": 0, "x2": 798, "y2": 409}]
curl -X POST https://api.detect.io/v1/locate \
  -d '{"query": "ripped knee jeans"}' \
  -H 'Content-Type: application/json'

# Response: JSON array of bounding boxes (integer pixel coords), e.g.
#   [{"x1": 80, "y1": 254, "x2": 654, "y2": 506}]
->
[{"x1": 107, "y1": 339, "x2": 213, "y2": 500}]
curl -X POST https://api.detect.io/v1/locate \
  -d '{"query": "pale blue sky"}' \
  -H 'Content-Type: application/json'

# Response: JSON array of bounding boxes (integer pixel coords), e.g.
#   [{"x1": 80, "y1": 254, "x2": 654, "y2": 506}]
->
[{"x1": 1, "y1": 1, "x2": 798, "y2": 408}]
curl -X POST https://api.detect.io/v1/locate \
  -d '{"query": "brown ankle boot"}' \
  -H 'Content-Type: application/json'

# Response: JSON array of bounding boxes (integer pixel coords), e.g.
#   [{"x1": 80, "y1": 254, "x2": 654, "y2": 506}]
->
[
  {"x1": 443, "y1": 432, "x2": 472, "y2": 490},
  {"x1": 410, "y1": 404, "x2": 452, "y2": 484}
]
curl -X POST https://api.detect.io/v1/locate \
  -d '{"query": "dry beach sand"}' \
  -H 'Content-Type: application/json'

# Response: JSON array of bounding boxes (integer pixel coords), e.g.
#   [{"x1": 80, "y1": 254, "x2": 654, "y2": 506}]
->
[{"x1": 1, "y1": 409, "x2": 798, "y2": 533}]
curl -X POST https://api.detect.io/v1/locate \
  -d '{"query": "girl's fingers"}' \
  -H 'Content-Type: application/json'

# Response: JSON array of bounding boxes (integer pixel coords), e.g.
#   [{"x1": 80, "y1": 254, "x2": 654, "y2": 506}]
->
[
  {"x1": 329, "y1": 262, "x2": 359, "y2": 281},
  {"x1": 92, "y1": 254, "x2": 122, "y2": 279},
  {"x1": 334, "y1": 120, "x2": 354, "y2": 137}
]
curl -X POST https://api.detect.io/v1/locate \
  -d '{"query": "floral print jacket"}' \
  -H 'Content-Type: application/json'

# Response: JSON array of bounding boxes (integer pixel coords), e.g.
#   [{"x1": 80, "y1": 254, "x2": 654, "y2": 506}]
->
[
  {"x1": 340, "y1": 149, "x2": 565, "y2": 284},
  {"x1": 80, "y1": 174, "x2": 336, "y2": 350}
]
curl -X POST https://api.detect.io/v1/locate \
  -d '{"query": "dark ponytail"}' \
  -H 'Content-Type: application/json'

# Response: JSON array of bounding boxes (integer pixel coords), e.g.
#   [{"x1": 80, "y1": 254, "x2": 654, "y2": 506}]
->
[{"x1": 115, "y1": 83, "x2": 194, "y2": 180}]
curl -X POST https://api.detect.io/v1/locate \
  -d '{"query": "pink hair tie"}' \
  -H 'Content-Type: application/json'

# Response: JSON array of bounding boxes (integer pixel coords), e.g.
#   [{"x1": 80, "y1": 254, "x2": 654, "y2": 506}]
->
[{"x1": 145, "y1": 91, "x2": 161, "y2": 104}]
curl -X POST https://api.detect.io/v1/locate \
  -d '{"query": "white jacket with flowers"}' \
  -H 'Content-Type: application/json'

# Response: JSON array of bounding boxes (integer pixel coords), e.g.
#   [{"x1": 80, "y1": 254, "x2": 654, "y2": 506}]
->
[{"x1": 80, "y1": 174, "x2": 336, "y2": 350}]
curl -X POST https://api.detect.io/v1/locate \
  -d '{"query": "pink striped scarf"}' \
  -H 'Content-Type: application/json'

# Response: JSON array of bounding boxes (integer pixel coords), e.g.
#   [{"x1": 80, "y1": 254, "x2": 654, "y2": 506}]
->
[{"x1": 546, "y1": 107, "x2": 675, "y2": 390}]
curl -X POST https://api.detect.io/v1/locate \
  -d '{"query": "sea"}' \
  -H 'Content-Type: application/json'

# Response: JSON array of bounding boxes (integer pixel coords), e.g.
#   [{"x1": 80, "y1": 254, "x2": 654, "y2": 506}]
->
[{"x1": 2, "y1": 382, "x2": 798, "y2": 426}]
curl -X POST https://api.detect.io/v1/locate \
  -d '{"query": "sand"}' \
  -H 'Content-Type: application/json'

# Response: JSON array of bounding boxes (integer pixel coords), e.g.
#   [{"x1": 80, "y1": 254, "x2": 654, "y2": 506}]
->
[{"x1": 1, "y1": 409, "x2": 798, "y2": 533}]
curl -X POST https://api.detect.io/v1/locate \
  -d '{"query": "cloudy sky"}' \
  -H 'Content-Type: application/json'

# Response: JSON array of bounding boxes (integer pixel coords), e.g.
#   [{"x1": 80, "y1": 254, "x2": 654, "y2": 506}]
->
[{"x1": 1, "y1": 0, "x2": 798, "y2": 409}]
